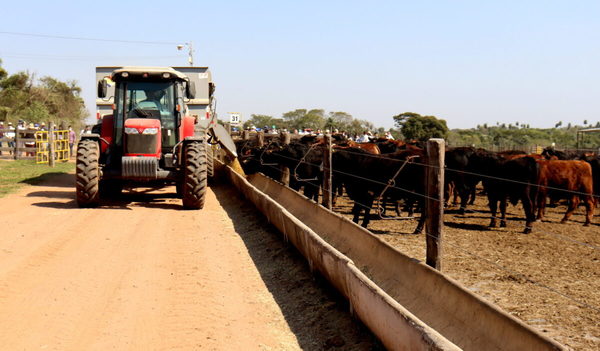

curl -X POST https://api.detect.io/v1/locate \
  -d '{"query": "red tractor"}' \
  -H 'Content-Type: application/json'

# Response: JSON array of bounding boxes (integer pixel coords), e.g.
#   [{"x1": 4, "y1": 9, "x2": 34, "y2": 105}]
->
[{"x1": 76, "y1": 66, "x2": 236, "y2": 209}]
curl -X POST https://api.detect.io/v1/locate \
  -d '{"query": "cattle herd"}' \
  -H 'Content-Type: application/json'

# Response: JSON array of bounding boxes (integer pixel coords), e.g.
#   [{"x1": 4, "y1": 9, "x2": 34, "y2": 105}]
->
[{"x1": 235, "y1": 134, "x2": 599, "y2": 235}]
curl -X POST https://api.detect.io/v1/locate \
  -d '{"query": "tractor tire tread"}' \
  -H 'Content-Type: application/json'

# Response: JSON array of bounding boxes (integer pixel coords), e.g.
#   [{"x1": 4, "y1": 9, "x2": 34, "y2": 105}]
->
[
  {"x1": 75, "y1": 139, "x2": 100, "y2": 207},
  {"x1": 182, "y1": 142, "x2": 207, "y2": 209}
]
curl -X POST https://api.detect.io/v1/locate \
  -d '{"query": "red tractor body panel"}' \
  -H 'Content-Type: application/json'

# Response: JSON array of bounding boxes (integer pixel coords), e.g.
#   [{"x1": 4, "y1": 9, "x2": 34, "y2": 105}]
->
[
  {"x1": 100, "y1": 115, "x2": 114, "y2": 154},
  {"x1": 123, "y1": 118, "x2": 162, "y2": 158},
  {"x1": 181, "y1": 115, "x2": 196, "y2": 140}
]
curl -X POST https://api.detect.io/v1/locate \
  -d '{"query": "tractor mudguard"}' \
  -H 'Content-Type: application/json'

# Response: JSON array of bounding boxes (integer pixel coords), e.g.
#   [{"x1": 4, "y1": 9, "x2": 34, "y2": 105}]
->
[
  {"x1": 80, "y1": 133, "x2": 101, "y2": 141},
  {"x1": 208, "y1": 123, "x2": 237, "y2": 158}
]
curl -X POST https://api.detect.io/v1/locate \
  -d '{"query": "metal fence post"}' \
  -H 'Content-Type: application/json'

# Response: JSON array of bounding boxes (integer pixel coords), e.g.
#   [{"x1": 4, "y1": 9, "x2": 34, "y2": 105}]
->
[
  {"x1": 426, "y1": 138, "x2": 445, "y2": 270},
  {"x1": 321, "y1": 134, "x2": 333, "y2": 209}
]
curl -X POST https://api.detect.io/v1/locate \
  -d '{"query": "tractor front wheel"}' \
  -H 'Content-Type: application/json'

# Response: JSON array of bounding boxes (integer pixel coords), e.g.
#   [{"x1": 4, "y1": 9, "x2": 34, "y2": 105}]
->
[
  {"x1": 182, "y1": 141, "x2": 207, "y2": 209},
  {"x1": 76, "y1": 139, "x2": 100, "y2": 207}
]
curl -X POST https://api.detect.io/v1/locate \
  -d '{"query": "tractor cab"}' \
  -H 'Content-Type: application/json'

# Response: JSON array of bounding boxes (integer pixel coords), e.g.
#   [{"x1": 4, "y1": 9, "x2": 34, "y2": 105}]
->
[{"x1": 98, "y1": 67, "x2": 196, "y2": 164}]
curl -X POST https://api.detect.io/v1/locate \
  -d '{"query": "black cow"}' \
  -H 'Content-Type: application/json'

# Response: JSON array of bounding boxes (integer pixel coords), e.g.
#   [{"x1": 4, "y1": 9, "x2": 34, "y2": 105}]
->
[
  {"x1": 469, "y1": 151, "x2": 539, "y2": 234},
  {"x1": 577, "y1": 155, "x2": 600, "y2": 209},
  {"x1": 269, "y1": 141, "x2": 324, "y2": 202},
  {"x1": 445, "y1": 147, "x2": 481, "y2": 212},
  {"x1": 332, "y1": 147, "x2": 427, "y2": 234}
]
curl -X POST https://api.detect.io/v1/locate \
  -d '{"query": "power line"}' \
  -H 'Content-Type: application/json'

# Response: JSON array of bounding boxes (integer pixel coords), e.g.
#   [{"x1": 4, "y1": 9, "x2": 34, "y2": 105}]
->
[
  {"x1": 0, "y1": 31, "x2": 180, "y2": 46},
  {"x1": 0, "y1": 53, "x2": 182, "y2": 62}
]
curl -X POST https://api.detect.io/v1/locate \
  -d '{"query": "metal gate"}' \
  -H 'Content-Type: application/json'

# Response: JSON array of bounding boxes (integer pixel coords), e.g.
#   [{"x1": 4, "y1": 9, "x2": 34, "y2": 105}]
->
[{"x1": 35, "y1": 130, "x2": 70, "y2": 164}]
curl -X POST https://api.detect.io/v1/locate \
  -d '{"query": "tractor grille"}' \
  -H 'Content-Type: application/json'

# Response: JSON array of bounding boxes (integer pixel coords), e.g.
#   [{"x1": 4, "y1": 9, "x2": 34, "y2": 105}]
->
[
  {"x1": 122, "y1": 156, "x2": 158, "y2": 179},
  {"x1": 125, "y1": 134, "x2": 158, "y2": 155}
]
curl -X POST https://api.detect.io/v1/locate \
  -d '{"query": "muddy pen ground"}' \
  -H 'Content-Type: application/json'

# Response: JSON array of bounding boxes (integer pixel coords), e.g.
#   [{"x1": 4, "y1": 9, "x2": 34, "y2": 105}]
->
[{"x1": 333, "y1": 191, "x2": 599, "y2": 350}]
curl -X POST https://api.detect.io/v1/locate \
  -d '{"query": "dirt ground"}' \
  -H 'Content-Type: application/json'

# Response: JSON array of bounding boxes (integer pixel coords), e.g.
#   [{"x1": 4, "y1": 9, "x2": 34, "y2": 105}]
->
[
  {"x1": 333, "y1": 192, "x2": 600, "y2": 351},
  {"x1": 0, "y1": 173, "x2": 381, "y2": 351}
]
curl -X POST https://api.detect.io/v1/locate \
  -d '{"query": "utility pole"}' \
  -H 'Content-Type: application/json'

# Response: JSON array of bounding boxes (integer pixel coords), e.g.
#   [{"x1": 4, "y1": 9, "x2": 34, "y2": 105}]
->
[{"x1": 177, "y1": 41, "x2": 195, "y2": 66}]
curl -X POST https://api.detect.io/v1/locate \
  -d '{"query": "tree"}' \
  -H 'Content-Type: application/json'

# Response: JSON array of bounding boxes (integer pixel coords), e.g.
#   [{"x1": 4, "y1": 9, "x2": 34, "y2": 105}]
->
[
  {"x1": 0, "y1": 59, "x2": 7, "y2": 81},
  {"x1": 392, "y1": 112, "x2": 449, "y2": 141},
  {"x1": 0, "y1": 60, "x2": 87, "y2": 127},
  {"x1": 327, "y1": 111, "x2": 353, "y2": 130},
  {"x1": 243, "y1": 114, "x2": 276, "y2": 129},
  {"x1": 281, "y1": 108, "x2": 326, "y2": 130}
]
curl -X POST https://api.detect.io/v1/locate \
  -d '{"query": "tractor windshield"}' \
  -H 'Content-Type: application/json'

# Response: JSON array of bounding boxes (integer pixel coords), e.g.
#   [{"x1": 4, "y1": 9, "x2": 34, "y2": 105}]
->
[{"x1": 115, "y1": 81, "x2": 178, "y2": 148}]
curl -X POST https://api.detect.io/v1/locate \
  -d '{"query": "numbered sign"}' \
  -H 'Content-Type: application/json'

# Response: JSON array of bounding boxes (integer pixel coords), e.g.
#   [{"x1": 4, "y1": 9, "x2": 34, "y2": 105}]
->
[{"x1": 229, "y1": 113, "x2": 241, "y2": 125}]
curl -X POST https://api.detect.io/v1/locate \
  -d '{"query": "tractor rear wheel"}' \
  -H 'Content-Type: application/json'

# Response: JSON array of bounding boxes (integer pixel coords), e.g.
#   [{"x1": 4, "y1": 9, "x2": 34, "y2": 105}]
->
[
  {"x1": 182, "y1": 141, "x2": 207, "y2": 209},
  {"x1": 76, "y1": 139, "x2": 100, "y2": 207}
]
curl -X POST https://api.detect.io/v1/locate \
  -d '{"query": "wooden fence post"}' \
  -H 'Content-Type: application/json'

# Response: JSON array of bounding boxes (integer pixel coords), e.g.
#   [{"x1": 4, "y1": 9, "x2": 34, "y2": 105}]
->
[
  {"x1": 426, "y1": 138, "x2": 445, "y2": 270},
  {"x1": 321, "y1": 134, "x2": 333, "y2": 209},
  {"x1": 48, "y1": 122, "x2": 55, "y2": 167},
  {"x1": 280, "y1": 131, "x2": 291, "y2": 185},
  {"x1": 257, "y1": 131, "x2": 265, "y2": 148},
  {"x1": 13, "y1": 127, "x2": 20, "y2": 160}
]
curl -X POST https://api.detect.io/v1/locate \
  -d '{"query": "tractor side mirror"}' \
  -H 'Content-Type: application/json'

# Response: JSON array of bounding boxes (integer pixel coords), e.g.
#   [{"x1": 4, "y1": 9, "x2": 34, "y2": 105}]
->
[
  {"x1": 185, "y1": 81, "x2": 196, "y2": 99},
  {"x1": 98, "y1": 80, "x2": 107, "y2": 98}
]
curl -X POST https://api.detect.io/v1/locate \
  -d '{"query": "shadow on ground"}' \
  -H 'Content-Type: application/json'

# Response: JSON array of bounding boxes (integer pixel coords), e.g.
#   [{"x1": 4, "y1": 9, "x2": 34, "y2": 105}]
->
[
  {"x1": 28, "y1": 173, "x2": 184, "y2": 211},
  {"x1": 20, "y1": 172, "x2": 74, "y2": 188},
  {"x1": 212, "y1": 183, "x2": 383, "y2": 351}
]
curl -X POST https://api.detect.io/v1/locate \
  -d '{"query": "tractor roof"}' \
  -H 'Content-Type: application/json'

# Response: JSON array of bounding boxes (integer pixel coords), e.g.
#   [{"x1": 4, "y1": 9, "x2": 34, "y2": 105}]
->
[{"x1": 111, "y1": 66, "x2": 188, "y2": 81}]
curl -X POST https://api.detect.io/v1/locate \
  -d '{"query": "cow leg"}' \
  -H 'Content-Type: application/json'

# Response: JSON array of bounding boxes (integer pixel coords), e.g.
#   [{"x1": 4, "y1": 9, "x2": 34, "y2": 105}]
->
[
  {"x1": 453, "y1": 187, "x2": 459, "y2": 206},
  {"x1": 468, "y1": 187, "x2": 477, "y2": 205},
  {"x1": 351, "y1": 202, "x2": 362, "y2": 224},
  {"x1": 444, "y1": 181, "x2": 452, "y2": 207},
  {"x1": 488, "y1": 198, "x2": 498, "y2": 228},
  {"x1": 584, "y1": 195, "x2": 593, "y2": 226},
  {"x1": 458, "y1": 188, "x2": 470, "y2": 214},
  {"x1": 414, "y1": 200, "x2": 426, "y2": 234},
  {"x1": 561, "y1": 195, "x2": 579, "y2": 224},
  {"x1": 405, "y1": 199, "x2": 413, "y2": 216},
  {"x1": 499, "y1": 199, "x2": 507, "y2": 227},
  {"x1": 521, "y1": 196, "x2": 535, "y2": 234},
  {"x1": 536, "y1": 191, "x2": 547, "y2": 221},
  {"x1": 361, "y1": 197, "x2": 375, "y2": 228}
]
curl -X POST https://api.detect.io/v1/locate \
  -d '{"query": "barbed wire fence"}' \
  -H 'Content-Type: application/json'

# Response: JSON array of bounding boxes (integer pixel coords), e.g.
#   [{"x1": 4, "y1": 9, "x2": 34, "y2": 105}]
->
[{"x1": 235, "y1": 131, "x2": 600, "y2": 317}]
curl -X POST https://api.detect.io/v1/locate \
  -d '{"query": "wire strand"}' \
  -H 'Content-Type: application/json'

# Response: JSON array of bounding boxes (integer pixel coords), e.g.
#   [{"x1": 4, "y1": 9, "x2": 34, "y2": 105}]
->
[
  {"x1": 0, "y1": 31, "x2": 180, "y2": 45},
  {"x1": 332, "y1": 147, "x2": 600, "y2": 200},
  {"x1": 248, "y1": 153, "x2": 600, "y2": 252},
  {"x1": 247, "y1": 160, "x2": 600, "y2": 314}
]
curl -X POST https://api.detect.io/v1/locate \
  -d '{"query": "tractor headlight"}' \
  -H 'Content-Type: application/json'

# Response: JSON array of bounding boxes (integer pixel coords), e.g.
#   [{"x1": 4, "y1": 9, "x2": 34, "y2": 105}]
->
[
  {"x1": 124, "y1": 127, "x2": 139, "y2": 134},
  {"x1": 142, "y1": 128, "x2": 158, "y2": 135}
]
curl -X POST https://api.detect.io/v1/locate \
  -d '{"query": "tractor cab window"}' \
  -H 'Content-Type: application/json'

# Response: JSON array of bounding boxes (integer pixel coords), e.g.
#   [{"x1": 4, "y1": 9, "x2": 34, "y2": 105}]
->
[
  {"x1": 115, "y1": 81, "x2": 178, "y2": 148},
  {"x1": 125, "y1": 82, "x2": 174, "y2": 120}
]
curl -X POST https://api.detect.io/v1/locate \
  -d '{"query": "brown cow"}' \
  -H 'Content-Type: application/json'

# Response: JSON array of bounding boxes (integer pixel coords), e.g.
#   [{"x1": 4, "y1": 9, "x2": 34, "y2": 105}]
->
[
  {"x1": 536, "y1": 160, "x2": 594, "y2": 226},
  {"x1": 335, "y1": 141, "x2": 381, "y2": 154}
]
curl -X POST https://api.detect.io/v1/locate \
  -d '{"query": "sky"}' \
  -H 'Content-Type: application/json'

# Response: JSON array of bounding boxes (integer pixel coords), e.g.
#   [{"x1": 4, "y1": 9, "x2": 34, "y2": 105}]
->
[{"x1": 0, "y1": 0, "x2": 599, "y2": 129}]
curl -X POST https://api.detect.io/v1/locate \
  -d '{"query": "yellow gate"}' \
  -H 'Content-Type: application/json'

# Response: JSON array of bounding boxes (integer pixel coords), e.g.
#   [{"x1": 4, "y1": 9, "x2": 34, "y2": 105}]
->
[{"x1": 35, "y1": 130, "x2": 71, "y2": 164}]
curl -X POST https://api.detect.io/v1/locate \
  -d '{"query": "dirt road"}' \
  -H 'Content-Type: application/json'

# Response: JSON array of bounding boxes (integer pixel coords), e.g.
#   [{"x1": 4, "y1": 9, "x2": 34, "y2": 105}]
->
[{"x1": 0, "y1": 174, "x2": 379, "y2": 350}]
